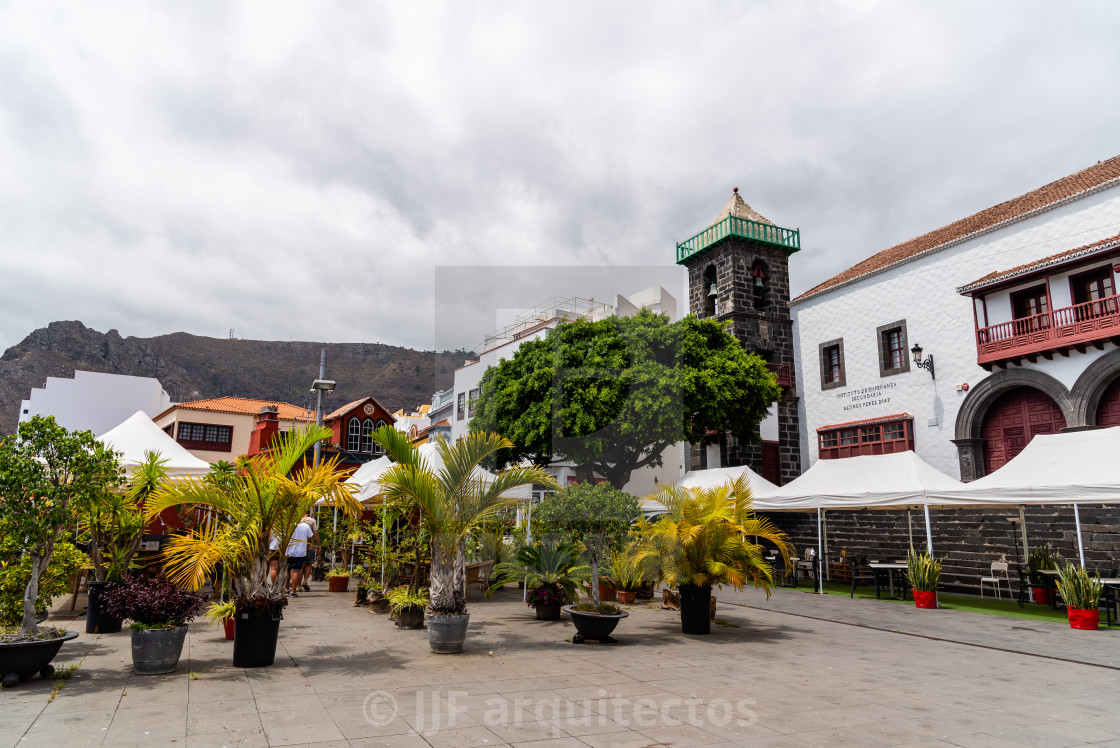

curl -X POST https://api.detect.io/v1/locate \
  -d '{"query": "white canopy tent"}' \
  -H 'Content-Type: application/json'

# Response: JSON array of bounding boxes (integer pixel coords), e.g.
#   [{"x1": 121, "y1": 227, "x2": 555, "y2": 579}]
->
[
  {"x1": 645, "y1": 464, "x2": 778, "y2": 516},
  {"x1": 98, "y1": 410, "x2": 211, "y2": 478},
  {"x1": 928, "y1": 426, "x2": 1120, "y2": 567},
  {"x1": 756, "y1": 451, "x2": 967, "y2": 592}
]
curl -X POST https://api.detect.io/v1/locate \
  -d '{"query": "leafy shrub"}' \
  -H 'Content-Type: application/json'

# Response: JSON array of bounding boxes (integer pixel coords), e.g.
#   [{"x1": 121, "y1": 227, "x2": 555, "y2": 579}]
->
[
  {"x1": 1055, "y1": 563, "x2": 1104, "y2": 609},
  {"x1": 99, "y1": 577, "x2": 207, "y2": 627},
  {"x1": 0, "y1": 530, "x2": 86, "y2": 627},
  {"x1": 325, "y1": 568, "x2": 350, "y2": 579},
  {"x1": 569, "y1": 601, "x2": 622, "y2": 615},
  {"x1": 526, "y1": 583, "x2": 567, "y2": 608},
  {"x1": 905, "y1": 551, "x2": 941, "y2": 592},
  {"x1": 385, "y1": 586, "x2": 429, "y2": 613}
]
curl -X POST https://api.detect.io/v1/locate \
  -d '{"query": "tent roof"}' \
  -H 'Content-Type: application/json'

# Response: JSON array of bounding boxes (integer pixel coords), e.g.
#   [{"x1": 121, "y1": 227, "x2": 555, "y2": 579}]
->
[
  {"x1": 679, "y1": 464, "x2": 778, "y2": 495},
  {"x1": 929, "y1": 426, "x2": 1120, "y2": 505},
  {"x1": 98, "y1": 411, "x2": 211, "y2": 477},
  {"x1": 345, "y1": 443, "x2": 530, "y2": 504},
  {"x1": 758, "y1": 450, "x2": 964, "y2": 511}
]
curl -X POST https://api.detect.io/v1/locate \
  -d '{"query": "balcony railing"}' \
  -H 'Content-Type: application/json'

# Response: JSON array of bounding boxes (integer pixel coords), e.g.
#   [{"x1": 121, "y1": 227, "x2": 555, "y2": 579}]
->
[
  {"x1": 676, "y1": 215, "x2": 800, "y2": 264},
  {"x1": 976, "y1": 294, "x2": 1120, "y2": 366},
  {"x1": 766, "y1": 362, "x2": 793, "y2": 388}
]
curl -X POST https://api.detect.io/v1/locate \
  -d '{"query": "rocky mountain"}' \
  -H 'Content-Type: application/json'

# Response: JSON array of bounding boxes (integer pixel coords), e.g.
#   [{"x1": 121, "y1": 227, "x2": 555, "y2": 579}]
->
[{"x1": 0, "y1": 321, "x2": 471, "y2": 435}]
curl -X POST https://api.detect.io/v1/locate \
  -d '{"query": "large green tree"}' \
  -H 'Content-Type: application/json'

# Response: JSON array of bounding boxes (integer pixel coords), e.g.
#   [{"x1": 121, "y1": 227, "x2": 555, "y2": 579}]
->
[{"x1": 470, "y1": 309, "x2": 781, "y2": 489}]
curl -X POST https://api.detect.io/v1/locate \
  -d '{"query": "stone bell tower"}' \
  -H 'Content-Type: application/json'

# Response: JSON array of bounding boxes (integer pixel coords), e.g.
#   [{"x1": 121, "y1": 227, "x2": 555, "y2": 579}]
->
[{"x1": 677, "y1": 188, "x2": 801, "y2": 484}]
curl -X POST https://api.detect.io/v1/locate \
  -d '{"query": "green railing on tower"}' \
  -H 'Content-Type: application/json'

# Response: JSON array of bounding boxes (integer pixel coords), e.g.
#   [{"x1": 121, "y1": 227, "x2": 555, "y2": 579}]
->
[{"x1": 675, "y1": 215, "x2": 800, "y2": 264}]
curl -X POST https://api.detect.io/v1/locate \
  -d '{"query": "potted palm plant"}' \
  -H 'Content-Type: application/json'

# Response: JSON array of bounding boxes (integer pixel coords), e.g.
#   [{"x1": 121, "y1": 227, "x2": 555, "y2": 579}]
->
[
  {"x1": 78, "y1": 451, "x2": 165, "y2": 634},
  {"x1": 1028, "y1": 547, "x2": 1059, "y2": 605},
  {"x1": 1054, "y1": 564, "x2": 1104, "y2": 630},
  {"x1": 0, "y1": 417, "x2": 122, "y2": 687},
  {"x1": 487, "y1": 540, "x2": 590, "y2": 620},
  {"x1": 637, "y1": 475, "x2": 790, "y2": 635},
  {"x1": 99, "y1": 577, "x2": 207, "y2": 674},
  {"x1": 608, "y1": 543, "x2": 646, "y2": 605},
  {"x1": 146, "y1": 425, "x2": 361, "y2": 667},
  {"x1": 906, "y1": 551, "x2": 941, "y2": 608},
  {"x1": 373, "y1": 426, "x2": 555, "y2": 654}
]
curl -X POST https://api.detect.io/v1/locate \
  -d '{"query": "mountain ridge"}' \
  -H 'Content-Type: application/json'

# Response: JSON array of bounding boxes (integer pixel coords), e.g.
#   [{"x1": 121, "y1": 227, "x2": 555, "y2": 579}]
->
[{"x1": 0, "y1": 321, "x2": 470, "y2": 435}]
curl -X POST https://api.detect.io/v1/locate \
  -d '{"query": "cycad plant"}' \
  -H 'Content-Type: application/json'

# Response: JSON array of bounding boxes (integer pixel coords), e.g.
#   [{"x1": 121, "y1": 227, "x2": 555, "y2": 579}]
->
[
  {"x1": 146, "y1": 425, "x2": 361, "y2": 604},
  {"x1": 1055, "y1": 563, "x2": 1103, "y2": 610},
  {"x1": 372, "y1": 426, "x2": 557, "y2": 616},
  {"x1": 487, "y1": 540, "x2": 590, "y2": 604},
  {"x1": 607, "y1": 541, "x2": 649, "y2": 593},
  {"x1": 636, "y1": 475, "x2": 791, "y2": 596}
]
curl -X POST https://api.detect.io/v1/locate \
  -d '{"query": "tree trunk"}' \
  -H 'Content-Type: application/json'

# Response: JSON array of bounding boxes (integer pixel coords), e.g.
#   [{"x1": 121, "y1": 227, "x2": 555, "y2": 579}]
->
[
  {"x1": 22, "y1": 537, "x2": 55, "y2": 637},
  {"x1": 590, "y1": 549, "x2": 601, "y2": 608},
  {"x1": 429, "y1": 544, "x2": 456, "y2": 614}
]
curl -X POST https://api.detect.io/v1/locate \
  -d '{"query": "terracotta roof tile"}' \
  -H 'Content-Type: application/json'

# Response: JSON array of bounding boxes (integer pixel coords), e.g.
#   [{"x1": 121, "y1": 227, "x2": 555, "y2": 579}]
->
[
  {"x1": 158, "y1": 396, "x2": 314, "y2": 422},
  {"x1": 817, "y1": 413, "x2": 913, "y2": 432},
  {"x1": 795, "y1": 156, "x2": 1120, "y2": 303},
  {"x1": 957, "y1": 232, "x2": 1120, "y2": 293}
]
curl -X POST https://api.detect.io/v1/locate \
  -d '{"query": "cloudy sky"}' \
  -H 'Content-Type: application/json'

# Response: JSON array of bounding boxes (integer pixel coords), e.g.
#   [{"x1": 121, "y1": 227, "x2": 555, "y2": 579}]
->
[{"x1": 2, "y1": 2, "x2": 1118, "y2": 354}]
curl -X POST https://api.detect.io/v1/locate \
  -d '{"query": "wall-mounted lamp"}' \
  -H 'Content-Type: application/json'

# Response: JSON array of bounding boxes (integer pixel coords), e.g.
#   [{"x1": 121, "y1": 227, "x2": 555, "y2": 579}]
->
[{"x1": 910, "y1": 344, "x2": 935, "y2": 380}]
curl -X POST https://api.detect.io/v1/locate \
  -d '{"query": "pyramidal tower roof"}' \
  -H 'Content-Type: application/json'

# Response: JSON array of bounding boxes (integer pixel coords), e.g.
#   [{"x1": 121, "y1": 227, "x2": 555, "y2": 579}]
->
[{"x1": 712, "y1": 187, "x2": 774, "y2": 227}]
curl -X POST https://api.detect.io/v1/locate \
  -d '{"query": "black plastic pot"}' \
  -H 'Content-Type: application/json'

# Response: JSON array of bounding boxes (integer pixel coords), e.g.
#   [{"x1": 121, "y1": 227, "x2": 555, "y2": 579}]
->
[
  {"x1": 0, "y1": 631, "x2": 79, "y2": 687},
  {"x1": 534, "y1": 603, "x2": 562, "y2": 620},
  {"x1": 427, "y1": 613, "x2": 469, "y2": 654},
  {"x1": 563, "y1": 606, "x2": 628, "y2": 643},
  {"x1": 85, "y1": 582, "x2": 123, "y2": 634},
  {"x1": 679, "y1": 584, "x2": 712, "y2": 635},
  {"x1": 232, "y1": 603, "x2": 283, "y2": 668}
]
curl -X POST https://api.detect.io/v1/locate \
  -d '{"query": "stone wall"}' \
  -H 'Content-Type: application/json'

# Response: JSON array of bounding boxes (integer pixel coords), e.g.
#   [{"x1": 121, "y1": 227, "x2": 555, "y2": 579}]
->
[{"x1": 763, "y1": 505, "x2": 1120, "y2": 593}]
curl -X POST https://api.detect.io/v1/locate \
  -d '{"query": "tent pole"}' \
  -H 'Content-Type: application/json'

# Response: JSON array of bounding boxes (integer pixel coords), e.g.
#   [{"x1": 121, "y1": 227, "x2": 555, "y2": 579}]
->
[
  {"x1": 1019, "y1": 506, "x2": 1030, "y2": 563},
  {"x1": 523, "y1": 497, "x2": 533, "y2": 604},
  {"x1": 816, "y1": 508, "x2": 823, "y2": 594},
  {"x1": 923, "y1": 504, "x2": 933, "y2": 554},
  {"x1": 380, "y1": 506, "x2": 387, "y2": 588},
  {"x1": 333, "y1": 506, "x2": 339, "y2": 568},
  {"x1": 907, "y1": 509, "x2": 914, "y2": 552},
  {"x1": 1073, "y1": 503, "x2": 1086, "y2": 568}
]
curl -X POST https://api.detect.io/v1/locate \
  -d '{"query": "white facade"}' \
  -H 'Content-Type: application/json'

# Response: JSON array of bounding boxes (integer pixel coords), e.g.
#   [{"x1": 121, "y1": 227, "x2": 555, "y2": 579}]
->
[
  {"x1": 792, "y1": 162, "x2": 1120, "y2": 479},
  {"x1": 449, "y1": 287, "x2": 682, "y2": 495},
  {"x1": 392, "y1": 408, "x2": 431, "y2": 439},
  {"x1": 19, "y1": 370, "x2": 172, "y2": 437}
]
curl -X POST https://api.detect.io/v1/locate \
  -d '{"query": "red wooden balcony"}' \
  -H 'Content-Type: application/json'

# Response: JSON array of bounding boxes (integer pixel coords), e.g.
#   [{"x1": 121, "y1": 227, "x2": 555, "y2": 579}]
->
[
  {"x1": 766, "y1": 362, "x2": 793, "y2": 387},
  {"x1": 976, "y1": 294, "x2": 1120, "y2": 368}
]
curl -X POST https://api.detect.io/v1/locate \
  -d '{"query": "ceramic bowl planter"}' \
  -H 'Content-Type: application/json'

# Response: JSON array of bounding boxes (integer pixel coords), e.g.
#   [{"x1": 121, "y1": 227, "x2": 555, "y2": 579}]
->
[
  {"x1": 1067, "y1": 607, "x2": 1100, "y2": 630},
  {"x1": 0, "y1": 631, "x2": 79, "y2": 687},
  {"x1": 913, "y1": 590, "x2": 938, "y2": 609},
  {"x1": 328, "y1": 575, "x2": 350, "y2": 593},
  {"x1": 131, "y1": 626, "x2": 188, "y2": 675},
  {"x1": 564, "y1": 606, "x2": 628, "y2": 643},
  {"x1": 427, "y1": 613, "x2": 469, "y2": 653}
]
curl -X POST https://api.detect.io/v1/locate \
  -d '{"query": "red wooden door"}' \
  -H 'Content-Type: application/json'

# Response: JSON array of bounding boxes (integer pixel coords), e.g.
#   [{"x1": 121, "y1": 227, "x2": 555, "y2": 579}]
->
[
  {"x1": 1097, "y1": 378, "x2": 1120, "y2": 427},
  {"x1": 982, "y1": 388, "x2": 1066, "y2": 475},
  {"x1": 760, "y1": 441, "x2": 781, "y2": 486}
]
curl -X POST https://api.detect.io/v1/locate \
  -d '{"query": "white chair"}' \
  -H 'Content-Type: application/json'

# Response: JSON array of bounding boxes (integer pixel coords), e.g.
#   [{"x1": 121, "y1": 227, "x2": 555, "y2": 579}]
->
[{"x1": 980, "y1": 561, "x2": 1012, "y2": 600}]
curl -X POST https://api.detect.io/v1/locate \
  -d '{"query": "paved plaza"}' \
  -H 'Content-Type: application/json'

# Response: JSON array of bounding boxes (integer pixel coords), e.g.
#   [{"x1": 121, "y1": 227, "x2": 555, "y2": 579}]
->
[{"x1": 3, "y1": 583, "x2": 1120, "y2": 748}]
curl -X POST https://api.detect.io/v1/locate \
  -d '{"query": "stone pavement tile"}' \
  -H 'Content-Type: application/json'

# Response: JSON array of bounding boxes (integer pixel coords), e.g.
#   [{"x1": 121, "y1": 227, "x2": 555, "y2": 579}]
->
[
  {"x1": 507, "y1": 738, "x2": 586, "y2": 748},
  {"x1": 634, "y1": 722, "x2": 727, "y2": 746},
  {"x1": 322, "y1": 705, "x2": 416, "y2": 740},
  {"x1": 346, "y1": 734, "x2": 452, "y2": 748},
  {"x1": 186, "y1": 698, "x2": 262, "y2": 734},
  {"x1": 20, "y1": 706, "x2": 115, "y2": 734},
  {"x1": 579, "y1": 730, "x2": 674, "y2": 748},
  {"x1": 544, "y1": 714, "x2": 627, "y2": 738},
  {"x1": 259, "y1": 709, "x2": 346, "y2": 746},
  {"x1": 944, "y1": 734, "x2": 1045, "y2": 748},
  {"x1": 186, "y1": 731, "x2": 270, "y2": 747},
  {"x1": 254, "y1": 689, "x2": 326, "y2": 712},
  {"x1": 973, "y1": 723, "x2": 1098, "y2": 748},
  {"x1": 414, "y1": 724, "x2": 508, "y2": 748},
  {"x1": 102, "y1": 720, "x2": 187, "y2": 747},
  {"x1": 485, "y1": 719, "x2": 566, "y2": 743}
]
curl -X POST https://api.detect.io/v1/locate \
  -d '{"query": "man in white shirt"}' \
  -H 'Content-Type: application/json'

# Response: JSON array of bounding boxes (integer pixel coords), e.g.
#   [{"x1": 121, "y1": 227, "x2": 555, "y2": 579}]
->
[
  {"x1": 299, "y1": 515, "x2": 321, "y2": 592},
  {"x1": 286, "y1": 521, "x2": 315, "y2": 596}
]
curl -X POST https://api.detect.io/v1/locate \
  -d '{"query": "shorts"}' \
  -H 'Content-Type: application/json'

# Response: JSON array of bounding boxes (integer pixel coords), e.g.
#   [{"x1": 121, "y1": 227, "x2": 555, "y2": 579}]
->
[
  {"x1": 287, "y1": 556, "x2": 307, "y2": 571},
  {"x1": 303, "y1": 550, "x2": 316, "y2": 566}
]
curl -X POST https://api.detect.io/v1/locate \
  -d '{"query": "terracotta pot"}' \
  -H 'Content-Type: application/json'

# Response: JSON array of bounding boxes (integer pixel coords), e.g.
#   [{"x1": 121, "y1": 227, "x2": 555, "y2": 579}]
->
[
  {"x1": 1067, "y1": 607, "x2": 1100, "y2": 630},
  {"x1": 328, "y1": 576, "x2": 350, "y2": 593},
  {"x1": 913, "y1": 590, "x2": 937, "y2": 609},
  {"x1": 598, "y1": 581, "x2": 617, "y2": 602},
  {"x1": 617, "y1": 590, "x2": 637, "y2": 605},
  {"x1": 1031, "y1": 586, "x2": 1052, "y2": 605}
]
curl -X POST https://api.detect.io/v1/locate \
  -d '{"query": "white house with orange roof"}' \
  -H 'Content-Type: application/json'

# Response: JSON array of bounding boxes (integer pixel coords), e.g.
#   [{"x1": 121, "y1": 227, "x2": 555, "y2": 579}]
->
[
  {"x1": 392, "y1": 404, "x2": 431, "y2": 441},
  {"x1": 153, "y1": 396, "x2": 315, "y2": 463},
  {"x1": 792, "y1": 155, "x2": 1120, "y2": 481}
]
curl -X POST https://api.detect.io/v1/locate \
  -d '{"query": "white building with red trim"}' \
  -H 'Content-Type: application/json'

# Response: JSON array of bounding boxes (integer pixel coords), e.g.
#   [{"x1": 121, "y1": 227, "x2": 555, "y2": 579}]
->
[{"x1": 792, "y1": 156, "x2": 1120, "y2": 480}]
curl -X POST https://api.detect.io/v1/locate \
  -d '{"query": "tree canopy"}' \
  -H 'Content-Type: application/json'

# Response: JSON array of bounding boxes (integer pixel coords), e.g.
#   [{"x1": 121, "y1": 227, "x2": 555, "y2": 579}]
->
[{"x1": 470, "y1": 309, "x2": 781, "y2": 489}]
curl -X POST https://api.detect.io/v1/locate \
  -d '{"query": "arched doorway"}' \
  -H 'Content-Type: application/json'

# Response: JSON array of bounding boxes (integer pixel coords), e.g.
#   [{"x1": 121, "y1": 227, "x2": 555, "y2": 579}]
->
[
  {"x1": 1096, "y1": 378, "x2": 1120, "y2": 427},
  {"x1": 981, "y1": 387, "x2": 1067, "y2": 474}
]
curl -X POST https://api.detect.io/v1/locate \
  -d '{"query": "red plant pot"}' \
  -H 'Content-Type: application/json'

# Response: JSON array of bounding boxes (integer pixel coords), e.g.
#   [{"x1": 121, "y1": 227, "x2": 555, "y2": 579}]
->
[
  {"x1": 913, "y1": 590, "x2": 937, "y2": 609},
  {"x1": 223, "y1": 618, "x2": 235, "y2": 640},
  {"x1": 1067, "y1": 607, "x2": 1100, "y2": 630},
  {"x1": 328, "y1": 576, "x2": 350, "y2": 593},
  {"x1": 617, "y1": 590, "x2": 637, "y2": 605},
  {"x1": 1031, "y1": 586, "x2": 1052, "y2": 605},
  {"x1": 598, "y1": 581, "x2": 617, "y2": 602}
]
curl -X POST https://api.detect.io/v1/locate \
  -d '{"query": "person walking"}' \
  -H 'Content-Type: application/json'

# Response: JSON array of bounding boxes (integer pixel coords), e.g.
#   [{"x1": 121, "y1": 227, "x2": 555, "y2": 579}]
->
[
  {"x1": 286, "y1": 520, "x2": 314, "y2": 596},
  {"x1": 299, "y1": 514, "x2": 321, "y2": 592}
]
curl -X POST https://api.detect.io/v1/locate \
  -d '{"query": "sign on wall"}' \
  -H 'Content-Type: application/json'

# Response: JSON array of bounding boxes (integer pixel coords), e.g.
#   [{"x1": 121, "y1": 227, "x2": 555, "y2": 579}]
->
[{"x1": 837, "y1": 381, "x2": 897, "y2": 412}]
